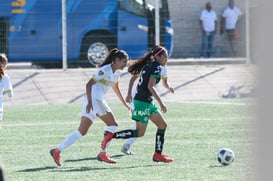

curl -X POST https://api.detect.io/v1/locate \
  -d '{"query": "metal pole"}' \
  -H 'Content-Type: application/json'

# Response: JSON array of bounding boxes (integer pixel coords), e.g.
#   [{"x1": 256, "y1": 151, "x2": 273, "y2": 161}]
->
[
  {"x1": 245, "y1": 0, "x2": 250, "y2": 64},
  {"x1": 62, "y1": 0, "x2": 67, "y2": 70},
  {"x1": 155, "y1": 0, "x2": 160, "y2": 45}
]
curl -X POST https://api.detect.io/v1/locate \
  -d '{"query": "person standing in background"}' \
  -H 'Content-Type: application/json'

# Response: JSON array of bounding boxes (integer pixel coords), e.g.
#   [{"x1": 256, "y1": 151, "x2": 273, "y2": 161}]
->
[
  {"x1": 220, "y1": 0, "x2": 242, "y2": 56},
  {"x1": 199, "y1": 2, "x2": 217, "y2": 58}
]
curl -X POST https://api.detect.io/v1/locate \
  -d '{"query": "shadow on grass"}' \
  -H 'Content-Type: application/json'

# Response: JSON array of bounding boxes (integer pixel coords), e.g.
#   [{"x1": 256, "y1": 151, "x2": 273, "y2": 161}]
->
[
  {"x1": 17, "y1": 164, "x2": 163, "y2": 173},
  {"x1": 209, "y1": 164, "x2": 226, "y2": 168},
  {"x1": 17, "y1": 166, "x2": 56, "y2": 172},
  {"x1": 64, "y1": 154, "x2": 126, "y2": 163},
  {"x1": 50, "y1": 164, "x2": 163, "y2": 172},
  {"x1": 17, "y1": 154, "x2": 163, "y2": 173}
]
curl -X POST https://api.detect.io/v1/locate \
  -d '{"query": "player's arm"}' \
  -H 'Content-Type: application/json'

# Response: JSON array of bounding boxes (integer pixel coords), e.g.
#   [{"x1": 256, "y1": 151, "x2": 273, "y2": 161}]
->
[
  {"x1": 161, "y1": 78, "x2": 174, "y2": 93},
  {"x1": 3, "y1": 89, "x2": 13, "y2": 97},
  {"x1": 147, "y1": 77, "x2": 167, "y2": 113},
  {"x1": 126, "y1": 74, "x2": 139, "y2": 103},
  {"x1": 3, "y1": 76, "x2": 13, "y2": 97},
  {"x1": 112, "y1": 82, "x2": 130, "y2": 110},
  {"x1": 85, "y1": 78, "x2": 96, "y2": 113}
]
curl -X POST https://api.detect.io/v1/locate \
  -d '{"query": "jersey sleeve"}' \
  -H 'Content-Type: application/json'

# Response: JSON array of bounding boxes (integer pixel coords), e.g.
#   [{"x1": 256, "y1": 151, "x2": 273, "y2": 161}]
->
[
  {"x1": 92, "y1": 66, "x2": 108, "y2": 82},
  {"x1": 115, "y1": 71, "x2": 122, "y2": 84},
  {"x1": 161, "y1": 65, "x2": 168, "y2": 79},
  {"x1": 3, "y1": 75, "x2": 13, "y2": 97}
]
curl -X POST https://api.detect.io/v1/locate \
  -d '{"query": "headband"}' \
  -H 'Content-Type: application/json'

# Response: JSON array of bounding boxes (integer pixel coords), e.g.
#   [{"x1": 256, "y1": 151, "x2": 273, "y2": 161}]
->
[{"x1": 153, "y1": 48, "x2": 164, "y2": 57}]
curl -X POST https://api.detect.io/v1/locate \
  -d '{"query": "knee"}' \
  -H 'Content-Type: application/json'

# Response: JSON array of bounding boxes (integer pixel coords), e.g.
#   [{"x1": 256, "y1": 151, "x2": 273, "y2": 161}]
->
[
  {"x1": 136, "y1": 130, "x2": 145, "y2": 137},
  {"x1": 138, "y1": 132, "x2": 145, "y2": 137},
  {"x1": 159, "y1": 122, "x2": 167, "y2": 130}
]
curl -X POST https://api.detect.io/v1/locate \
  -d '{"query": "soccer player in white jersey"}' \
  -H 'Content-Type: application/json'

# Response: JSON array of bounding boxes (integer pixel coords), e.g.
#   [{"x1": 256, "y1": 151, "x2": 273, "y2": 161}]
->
[
  {"x1": 0, "y1": 54, "x2": 13, "y2": 127},
  {"x1": 50, "y1": 48, "x2": 130, "y2": 165}
]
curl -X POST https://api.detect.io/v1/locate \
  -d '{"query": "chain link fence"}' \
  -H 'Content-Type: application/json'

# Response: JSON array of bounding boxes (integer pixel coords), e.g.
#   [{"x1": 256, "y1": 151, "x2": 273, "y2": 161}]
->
[{"x1": 169, "y1": 0, "x2": 257, "y2": 63}]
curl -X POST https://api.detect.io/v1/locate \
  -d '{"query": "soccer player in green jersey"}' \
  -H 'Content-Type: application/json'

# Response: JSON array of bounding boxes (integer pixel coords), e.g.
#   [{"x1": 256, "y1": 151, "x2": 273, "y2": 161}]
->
[{"x1": 102, "y1": 45, "x2": 173, "y2": 163}]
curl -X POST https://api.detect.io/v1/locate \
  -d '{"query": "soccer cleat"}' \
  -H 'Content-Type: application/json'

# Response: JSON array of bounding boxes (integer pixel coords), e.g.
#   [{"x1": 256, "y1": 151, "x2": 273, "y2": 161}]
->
[
  {"x1": 50, "y1": 148, "x2": 62, "y2": 166},
  {"x1": 121, "y1": 144, "x2": 134, "y2": 155},
  {"x1": 153, "y1": 152, "x2": 173, "y2": 163},
  {"x1": 97, "y1": 152, "x2": 116, "y2": 163},
  {"x1": 101, "y1": 132, "x2": 114, "y2": 150}
]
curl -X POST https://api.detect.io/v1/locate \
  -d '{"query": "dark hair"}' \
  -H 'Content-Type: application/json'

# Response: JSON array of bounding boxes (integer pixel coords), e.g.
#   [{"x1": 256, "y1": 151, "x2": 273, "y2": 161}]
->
[
  {"x1": 128, "y1": 45, "x2": 167, "y2": 75},
  {"x1": 97, "y1": 48, "x2": 129, "y2": 68},
  {"x1": 0, "y1": 54, "x2": 7, "y2": 79}
]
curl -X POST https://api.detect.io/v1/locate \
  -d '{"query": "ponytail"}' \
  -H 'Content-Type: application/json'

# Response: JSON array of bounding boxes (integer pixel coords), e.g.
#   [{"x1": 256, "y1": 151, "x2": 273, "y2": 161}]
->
[
  {"x1": 128, "y1": 45, "x2": 167, "y2": 75},
  {"x1": 98, "y1": 48, "x2": 128, "y2": 68}
]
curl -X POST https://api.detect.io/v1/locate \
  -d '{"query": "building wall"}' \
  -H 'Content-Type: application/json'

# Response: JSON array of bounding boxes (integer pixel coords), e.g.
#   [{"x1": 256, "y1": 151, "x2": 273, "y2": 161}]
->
[{"x1": 168, "y1": 0, "x2": 249, "y2": 58}]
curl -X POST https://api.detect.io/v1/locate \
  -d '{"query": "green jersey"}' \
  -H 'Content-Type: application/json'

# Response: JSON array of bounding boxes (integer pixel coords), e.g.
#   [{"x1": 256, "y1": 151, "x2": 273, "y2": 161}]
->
[{"x1": 134, "y1": 60, "x2": 161, "y2": 103}]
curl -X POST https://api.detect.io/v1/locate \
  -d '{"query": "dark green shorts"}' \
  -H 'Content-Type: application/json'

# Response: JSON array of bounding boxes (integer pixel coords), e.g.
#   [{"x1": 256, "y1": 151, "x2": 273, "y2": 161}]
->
[{"x1": 131, "y1": 99, "x2": 159, "y2": 124}]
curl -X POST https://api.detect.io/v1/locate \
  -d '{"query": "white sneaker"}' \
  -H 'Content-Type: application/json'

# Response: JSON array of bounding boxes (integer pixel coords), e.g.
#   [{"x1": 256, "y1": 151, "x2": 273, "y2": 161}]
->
[{"x1": 121, "y1": 144, "x2": 134, "y2": 155}]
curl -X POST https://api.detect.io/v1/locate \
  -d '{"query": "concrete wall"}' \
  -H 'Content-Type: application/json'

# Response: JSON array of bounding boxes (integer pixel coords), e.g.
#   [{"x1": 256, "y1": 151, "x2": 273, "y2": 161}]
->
[{"x1": 168, "y1": 0, "x2": 249, "y2": 58}]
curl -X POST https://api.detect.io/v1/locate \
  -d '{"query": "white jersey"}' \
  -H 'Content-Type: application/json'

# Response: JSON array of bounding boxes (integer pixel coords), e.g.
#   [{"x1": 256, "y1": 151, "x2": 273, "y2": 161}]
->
[
  {"x1": 0, "y1": 74, "x2": 13, "y2": 120},
  {"x1": 80, "y1": 64, "x2": 122, "y2": 121},
  {"x1": 161, "y1": 65, "x2": 168, "y2": 80},
  {"x1": 91, "y1": 64, "x2": 121, "y2": 100}
]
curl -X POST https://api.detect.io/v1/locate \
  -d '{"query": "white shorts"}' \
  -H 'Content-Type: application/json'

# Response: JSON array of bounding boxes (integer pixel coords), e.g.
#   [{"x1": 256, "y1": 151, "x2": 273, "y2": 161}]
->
[{"x1": 80, "y1": 95, "x2": 111, "y2": 121}]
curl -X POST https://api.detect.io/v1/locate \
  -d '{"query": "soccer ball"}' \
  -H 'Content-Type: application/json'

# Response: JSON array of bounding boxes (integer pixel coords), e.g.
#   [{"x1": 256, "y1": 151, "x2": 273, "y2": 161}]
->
[{"x1": 217, "y1": 148, "x2": 235, "y2": 166}]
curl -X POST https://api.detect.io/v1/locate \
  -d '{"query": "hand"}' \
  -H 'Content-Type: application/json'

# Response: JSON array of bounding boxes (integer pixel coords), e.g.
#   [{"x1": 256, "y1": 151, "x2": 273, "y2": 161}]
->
[
  {"x1": 125, "y1": 103, "x2": 131, "y2": 111},
  {"x1": 160, "y1": 102, "x2": 167, "y2": 113},
  {"x1": 169, "y1": 87, "x2": 174, "y2": 93},
  {"x1": 126, "y1": 94, "x2": 132, "y2": 103}
]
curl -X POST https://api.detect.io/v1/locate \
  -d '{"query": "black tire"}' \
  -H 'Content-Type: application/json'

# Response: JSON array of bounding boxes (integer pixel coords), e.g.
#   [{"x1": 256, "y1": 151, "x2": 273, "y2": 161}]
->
[{"x1": 80, "y1": 34, "x2": 115, "y2": 67}]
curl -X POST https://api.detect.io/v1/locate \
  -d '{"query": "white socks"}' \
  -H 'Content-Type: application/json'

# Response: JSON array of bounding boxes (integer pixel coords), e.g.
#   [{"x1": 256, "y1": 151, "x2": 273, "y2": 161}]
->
[
  {"x1": 57, "y1": 126, "x2": 119, "y2": 153},
  {"x1": 57, "y1": 130, "x2": 82, "y2": 151},
  {"x1": 125, "y1": 123, "x2": 137, "y2": 145}
]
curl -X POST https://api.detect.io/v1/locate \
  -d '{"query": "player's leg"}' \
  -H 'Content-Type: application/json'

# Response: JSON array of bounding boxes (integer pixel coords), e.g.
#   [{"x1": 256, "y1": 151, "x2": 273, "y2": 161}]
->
[
  {"x1": 121, "y1": 123, "x2": 137, "y2": 155},
  {"x1": 97, "y1": 111, "x2": 118, "y2": 163},
  {"x1": 50, "y1": 117, "x2": 93, "y2": 166},
  {"x1": 111, "y1": 121, "x2": 147, "y2": 139},
  {"x1": 150, "y1": 112, "x2": 173, "y2": 163}
]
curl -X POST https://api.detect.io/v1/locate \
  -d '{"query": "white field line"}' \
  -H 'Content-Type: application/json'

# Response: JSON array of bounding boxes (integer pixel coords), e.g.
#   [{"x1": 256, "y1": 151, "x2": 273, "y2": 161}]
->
[
  {"x1": 167, "y1": 100, "x2": 255, "y2": 106},
  {"x1": 3, "y1": 117, "x2": 252, "y2": 127}
]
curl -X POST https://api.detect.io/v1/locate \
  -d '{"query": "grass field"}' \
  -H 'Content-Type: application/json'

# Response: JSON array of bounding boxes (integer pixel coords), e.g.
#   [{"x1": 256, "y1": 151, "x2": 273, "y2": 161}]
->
[{"x1": 0, "y1": 99, "x2": 256, "y2": 181}]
